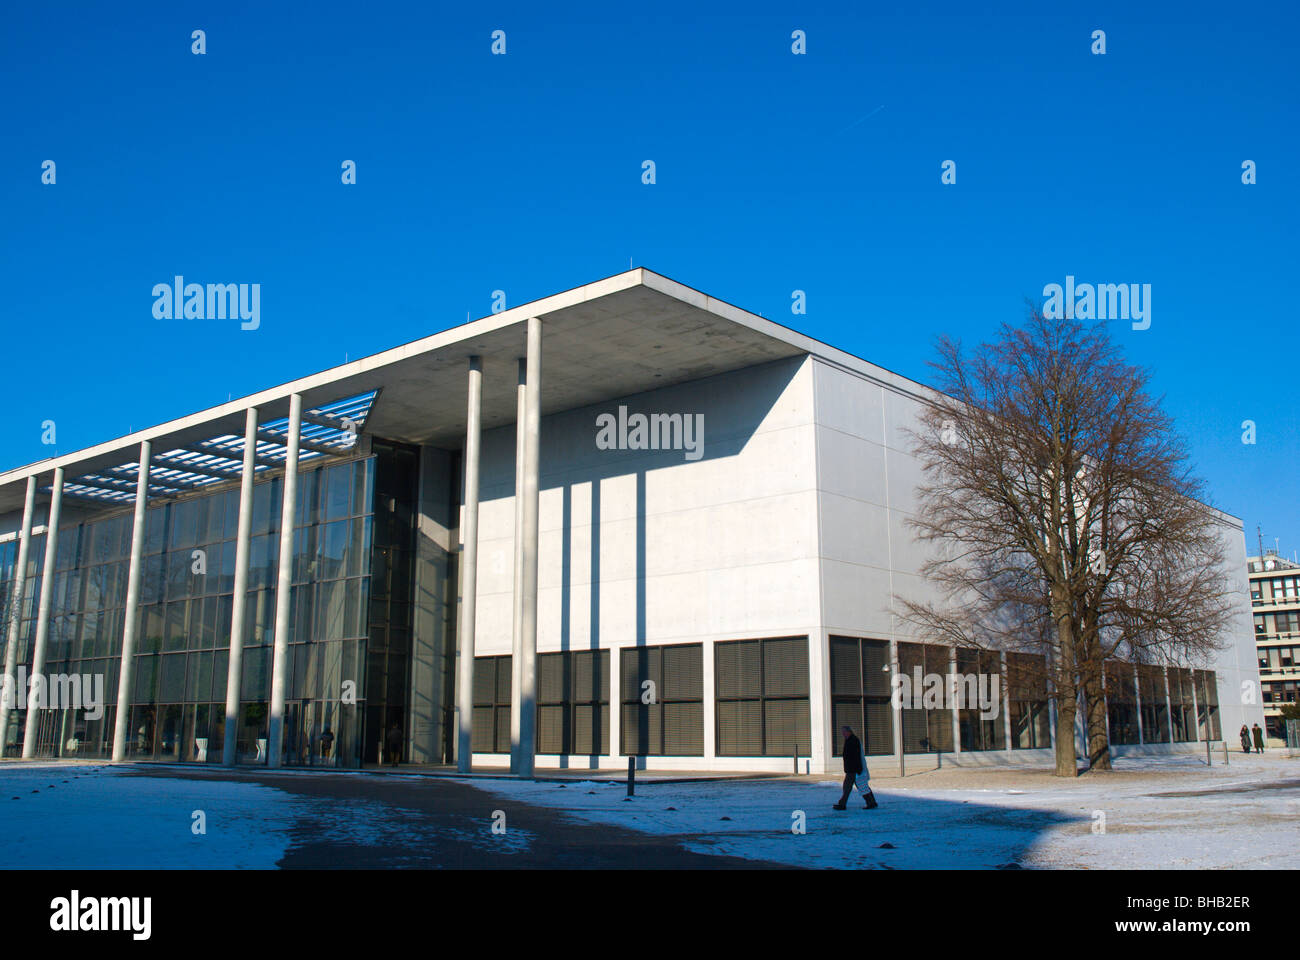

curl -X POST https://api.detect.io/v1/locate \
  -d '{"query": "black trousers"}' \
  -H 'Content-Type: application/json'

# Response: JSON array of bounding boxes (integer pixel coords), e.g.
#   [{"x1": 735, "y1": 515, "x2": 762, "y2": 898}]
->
[{"x1": 838, "y1": 771, "x2": 867, "y2": 806}]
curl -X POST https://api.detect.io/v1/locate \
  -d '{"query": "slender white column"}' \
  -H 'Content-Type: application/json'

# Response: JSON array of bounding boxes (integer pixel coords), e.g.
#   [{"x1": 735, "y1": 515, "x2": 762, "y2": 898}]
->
[
  {"x1": 455, "y1": 358, "x2": 483, "y2": 773},
  {"x1": 1134, "y1": 663, "x2": 1144, "y2": 745},
  {"x1": 948, "y1": 646, "x2": 960, "y2": 754},
  {"x1": 223, "y1": 407, "x2": 259, "y2": 765},
  {"x1": 0, "y1": 477, "x2": 37, "y2": 756},
  {"x1": 509, "y1": 358, "x2": 526, "y2": 771},
  {"x1": 516, "y1": 317, "x2": 542, "y2": 778},
  {"x1": 111, "y1": 442, "x2": 152, "y2": 761},
  {"x1": 22, "y1": 468, "x2": 63, "y2": 758},
  {"x1": 1000, "y1": 652, "x2": 1012, "y2": 754},
  {"x1": 1190, "y1": 670, "x2": 1202, "y2": 742},
  {"x1": 1163, "y1": 666, "x2": 1174, "y2": 744},
  {"x1": 890, "y1": 639, "x2": 903, "y2": 771},
  {"x1": 267, "y1": 394, "x2": 302, "y2": 767}
]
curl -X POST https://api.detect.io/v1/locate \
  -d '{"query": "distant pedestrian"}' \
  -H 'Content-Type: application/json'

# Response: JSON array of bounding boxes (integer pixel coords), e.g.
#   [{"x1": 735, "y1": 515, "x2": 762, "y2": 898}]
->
[
  {"x1": 1252, "y1": 723, "x2": 1265, "y2": 752},
  {"x1": 833, "y1": 726, "x2": 878, "y2": 811},
  {"x1": 386, "y1": 723, "x2": 402, "y2": 766},
  {"x1": 319, "y1": 726, "x2": 334, "y2": 761},
  {"x1": 1239, "y1": 724, "x2": 1251, "y2": 753}
]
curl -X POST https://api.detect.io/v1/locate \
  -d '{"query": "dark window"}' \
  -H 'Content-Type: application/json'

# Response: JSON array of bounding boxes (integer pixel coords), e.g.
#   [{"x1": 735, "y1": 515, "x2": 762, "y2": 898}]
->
[
  {"x1": 1138, "y1": 664, "x2": 1169, "y2": 742},
  {"x1": 620, "y1": 644, "x2": 703, "y2": 756},
  {"x1": 537, "y1": 650, "x2": 609, "y2": 755},
  {"x1": 1168, "y1": 667, "x2": 1196, "y2": 742},
  {"x1": 1195, "y1": 669, "x2": 1220, "y2": 741},
  {"x1": 715, "y1": 637, "x2": 810, "y2": 757},
  {"x1": 955, "y1": 647, "x2": 1005, "y2": 751},
  {"x1": 899, "y1": 642, "x2": 954, "y2": 754},
  {"x1": 1008, "y1": 652, "x2": 1051, "y2": 749},
  {"x1": 829, "y1": 636, "x2": 894, "y2": 756},
  {"x1": 472, "y1": 655, "x2": 512, "y2": 753},
  {"x1": 1104, "y1": 661, "x2": 1139, "y2": 745}
]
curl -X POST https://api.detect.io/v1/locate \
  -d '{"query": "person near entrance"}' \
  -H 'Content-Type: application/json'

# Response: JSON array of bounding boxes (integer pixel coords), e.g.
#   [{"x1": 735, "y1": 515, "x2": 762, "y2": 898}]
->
[
  {"x1": 386, "y1": 723, "x2": 402, "y2": 766},
  {"x1": 1252, "y1": 723, "x2": 1266, "y2": 752}
]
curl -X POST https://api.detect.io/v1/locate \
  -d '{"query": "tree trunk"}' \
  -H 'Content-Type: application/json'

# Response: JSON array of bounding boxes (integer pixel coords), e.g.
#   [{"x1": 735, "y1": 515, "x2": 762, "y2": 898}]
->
[
  {"x1": 1053, "y1": 685, "x2": 1078, "y2": 776},
  {"x1": 1053, "y1": 602, "x2": 1079, "y2": 777},
  {"x1": 1084, "y1": 667, "x2": 1111, "y2": 770}
]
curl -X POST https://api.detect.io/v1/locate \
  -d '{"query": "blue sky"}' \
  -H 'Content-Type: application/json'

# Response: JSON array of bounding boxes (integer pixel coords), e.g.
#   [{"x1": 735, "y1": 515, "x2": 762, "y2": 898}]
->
[{"x1": 2, "y1": 0, "x2": 1296, "y2": 554}]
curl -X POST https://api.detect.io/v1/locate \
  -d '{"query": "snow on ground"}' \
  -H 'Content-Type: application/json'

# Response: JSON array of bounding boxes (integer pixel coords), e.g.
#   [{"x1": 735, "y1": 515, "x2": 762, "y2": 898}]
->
[
  {"x1": 461, "y1": 753, "x2": 1300, "y2": 869},
  {"x1": 0, "y1": 763, "x2": 298, "y2": 868},
  {"x1": 1, "y1": 753, "x2": 1292, "y2": 869},
  {"x1": 0, "y1": 764, "x2": 539, "y2": 868}
]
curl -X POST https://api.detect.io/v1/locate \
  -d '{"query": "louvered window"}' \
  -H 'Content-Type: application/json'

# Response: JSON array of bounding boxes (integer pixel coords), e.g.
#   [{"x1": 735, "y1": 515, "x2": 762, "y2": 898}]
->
[
  {"x1": 715, "y1": 637, "x2": 810, "y2": 757},
  {"x1": 536, "y1": 650, "x2": 609, "y2": 755},
  {"x1": 898, "y1": 642, "x2": 954, "y2": 754},
  {"x1": 620, "y1": 644, "x2": 704, "y2": 756},
  {"x1": 829, "y1": 636, "x2": 894, "y2": 756},
  {"x1": 471, "y1": 655, "x2": 512, "y2": 753}
]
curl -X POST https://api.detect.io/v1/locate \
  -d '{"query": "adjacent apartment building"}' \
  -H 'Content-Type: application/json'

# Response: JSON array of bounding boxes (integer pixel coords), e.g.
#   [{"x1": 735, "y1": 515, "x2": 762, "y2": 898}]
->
[
  {"x1": 0, "y1": 270, "x2": 1266, "y2": 773},
  {"x1": 1249, "y1": 552, "x2": 1300, "y2": 744}
]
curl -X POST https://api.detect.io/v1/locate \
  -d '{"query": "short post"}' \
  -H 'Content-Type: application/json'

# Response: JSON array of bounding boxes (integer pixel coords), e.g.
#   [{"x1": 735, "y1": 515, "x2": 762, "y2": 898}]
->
[
  {"x1": 899, "y1": 749, "x2": 905, "y2": 779},
  {"x1": 792, "y1": 745, "x2": 799, "y2": 775},
  {"x1": 1223, "y1": 741, "x2": 1229, "y2": 766},
  {"x1": 1206, "y1": 739, "x2": 1212, "y2": 767},
  {"x1": 626, "y1": 756, "x2": 636, "y2": 797}
]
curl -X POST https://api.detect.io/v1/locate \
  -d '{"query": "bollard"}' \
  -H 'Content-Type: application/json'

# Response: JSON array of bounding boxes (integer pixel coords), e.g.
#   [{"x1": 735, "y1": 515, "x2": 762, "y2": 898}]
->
[
  {"x1": 898, "y1": 749, "x2": 905, "y2": 779},
  {"x1": 627, "y1": 756, "x2": 635, "y2": 797},
  {"x1": 792, "y1": 746, "x2": 799, "y2": 776},
  {"x1": 1223, "y1": 741, "x2": 1229, "y2": 766},
  {"x1": 1206, "y1": 739, "x2": 1212, "y2": 767}
]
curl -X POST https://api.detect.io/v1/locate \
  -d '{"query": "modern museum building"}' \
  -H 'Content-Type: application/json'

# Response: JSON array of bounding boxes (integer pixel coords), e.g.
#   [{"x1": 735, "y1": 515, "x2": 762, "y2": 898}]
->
[{"x1": 0, "y1": 270, "x2": 1264, "y2": 774}]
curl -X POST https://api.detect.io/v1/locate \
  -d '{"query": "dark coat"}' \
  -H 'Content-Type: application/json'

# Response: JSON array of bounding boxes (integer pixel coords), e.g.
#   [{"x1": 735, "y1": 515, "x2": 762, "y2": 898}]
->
[
  {"x1": 842, "y1": 734, "x2": 864, "y2": 774},
  {"x1": 1252, "y1": 727, "x2": 1265, "y2": 748}
]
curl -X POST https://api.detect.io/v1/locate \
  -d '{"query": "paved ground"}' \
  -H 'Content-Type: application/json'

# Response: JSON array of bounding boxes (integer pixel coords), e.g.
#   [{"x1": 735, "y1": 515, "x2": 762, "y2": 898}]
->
[
  {"x1": 152, "y1": 766, "x2": 791, "y2": 868},
  {"x1": 459, "y1": 752, "x2": 1300, "y2": 869},
  {"x1": 0, "y1": 762, "x2": 788, "y2": 868},
  {"x1": 2, "y1": 751, "x2": 1295, "y2": 869}
]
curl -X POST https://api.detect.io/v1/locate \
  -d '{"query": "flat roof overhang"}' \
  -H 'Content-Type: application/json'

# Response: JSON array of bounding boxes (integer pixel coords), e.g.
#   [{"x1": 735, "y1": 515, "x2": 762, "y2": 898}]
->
[
  {"x1": 0, "y1": 269, "x2": 872, "y2": 516},
  {"x1": 0, "y1": 267, "x2": 1247, "y2": 531}
]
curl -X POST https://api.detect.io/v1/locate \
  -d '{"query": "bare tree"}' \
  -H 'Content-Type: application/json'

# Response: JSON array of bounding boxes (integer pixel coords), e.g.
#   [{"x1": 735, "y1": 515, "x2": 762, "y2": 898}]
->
[{"x1": 901, "y1": 309, "x2": 1236, "y2": 776}]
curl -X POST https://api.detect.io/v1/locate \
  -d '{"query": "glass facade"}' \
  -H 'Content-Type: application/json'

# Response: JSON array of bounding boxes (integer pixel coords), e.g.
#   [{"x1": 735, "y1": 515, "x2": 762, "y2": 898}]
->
[{"x1": 0, "y1": 442, "x2": 429, "y2": 767}]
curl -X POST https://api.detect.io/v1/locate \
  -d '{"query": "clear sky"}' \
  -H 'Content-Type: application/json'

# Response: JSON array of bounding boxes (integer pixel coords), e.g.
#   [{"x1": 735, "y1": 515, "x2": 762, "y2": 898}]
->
[{"x1": 2, "y1": 0, "x2": 1296, "y2": 555}]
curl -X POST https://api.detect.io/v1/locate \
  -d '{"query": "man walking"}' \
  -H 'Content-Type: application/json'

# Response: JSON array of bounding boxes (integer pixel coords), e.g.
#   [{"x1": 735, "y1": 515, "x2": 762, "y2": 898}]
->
[
  {"x1": 1252, "y1": 723, "x2": 1266, "y2": 753},
  {"x1": 833, "y1": 725, "x2": 878, "y2": 810}
]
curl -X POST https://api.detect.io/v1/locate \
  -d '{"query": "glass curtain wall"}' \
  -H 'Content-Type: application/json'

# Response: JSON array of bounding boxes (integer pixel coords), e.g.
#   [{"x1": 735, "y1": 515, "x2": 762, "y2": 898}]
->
[{"x1": 2, "y1": 451, "x2": 388, "y2": 767}]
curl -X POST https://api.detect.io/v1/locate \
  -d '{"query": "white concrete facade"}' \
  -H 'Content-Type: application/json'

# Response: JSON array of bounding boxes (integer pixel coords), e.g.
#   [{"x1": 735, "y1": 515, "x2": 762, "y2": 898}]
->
[{"x1": 460, "y1": 348, "x2": 1264, "y2": 773}]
